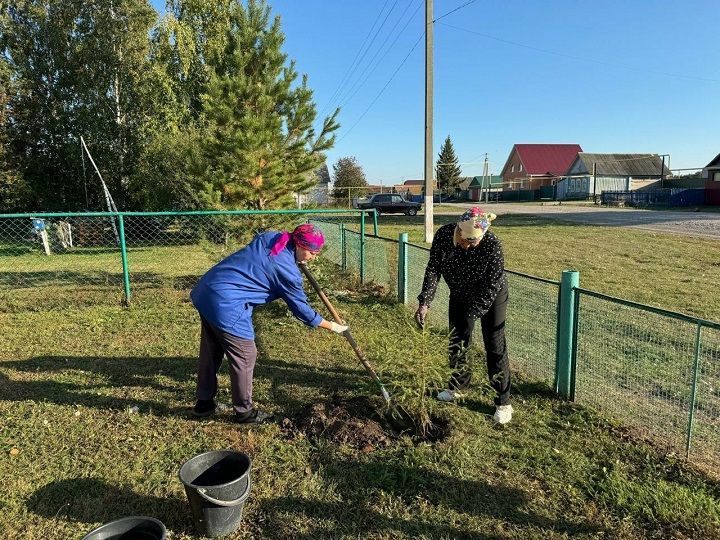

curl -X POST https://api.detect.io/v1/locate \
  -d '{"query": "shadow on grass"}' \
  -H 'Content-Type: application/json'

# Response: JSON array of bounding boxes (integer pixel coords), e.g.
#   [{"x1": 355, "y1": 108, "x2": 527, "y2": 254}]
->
[
  {"x1": 257, "y1": 458, "x2": 606, "y2": 539},
  {"x1": 0, "y1": 271, "x2": 201, "y2": 290},
  {"x1": 27, "y1": 478, "x2": 195, "y2": 536},
  {"x1": 1, "y1": 354, "x2": 366, "y2": 417}
]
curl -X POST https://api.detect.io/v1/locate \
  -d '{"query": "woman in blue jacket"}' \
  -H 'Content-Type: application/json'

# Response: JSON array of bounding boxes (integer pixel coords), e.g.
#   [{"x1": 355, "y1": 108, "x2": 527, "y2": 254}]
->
[{"x1": 190, "y1": 224, "x2": 347, "y2": 424}]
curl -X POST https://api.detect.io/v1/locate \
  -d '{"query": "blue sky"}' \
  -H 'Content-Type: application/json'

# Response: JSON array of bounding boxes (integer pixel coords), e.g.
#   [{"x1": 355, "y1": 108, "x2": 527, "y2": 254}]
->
[{"x1": 151, "y1": 1, "x2": 720, "y2": 183}]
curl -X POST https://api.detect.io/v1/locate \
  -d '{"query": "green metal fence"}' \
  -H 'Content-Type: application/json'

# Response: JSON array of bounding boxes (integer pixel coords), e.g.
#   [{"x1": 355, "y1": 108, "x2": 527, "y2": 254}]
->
[
  {"x1": 573, "y1": 289, "x2": 720, "y2": 470},
  {"x1": 2, "y1": 211, "x2": 719, "y2": 472},
  {"x1": 0, "y1": 210, "x2": 372, "y2": 308}
]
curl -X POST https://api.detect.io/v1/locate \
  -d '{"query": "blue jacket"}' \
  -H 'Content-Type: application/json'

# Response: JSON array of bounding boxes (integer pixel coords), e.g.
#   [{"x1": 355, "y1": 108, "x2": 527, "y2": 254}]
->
[{"x1": 190, "y1": 231, "x2": 323, "y2": 339}]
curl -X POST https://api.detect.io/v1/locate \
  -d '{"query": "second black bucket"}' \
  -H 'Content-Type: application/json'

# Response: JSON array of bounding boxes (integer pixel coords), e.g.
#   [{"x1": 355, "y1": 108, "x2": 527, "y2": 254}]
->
[
  {"x1": 179, "y1": 449, "x2": 252, "y2": 538},
  {"x1": 81, "y1": 516, "x2": 166, "y2": 540}
]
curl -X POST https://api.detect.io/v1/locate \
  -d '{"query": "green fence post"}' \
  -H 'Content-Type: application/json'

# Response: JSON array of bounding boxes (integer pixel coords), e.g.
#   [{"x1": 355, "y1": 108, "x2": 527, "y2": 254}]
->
[
  {"x1": 118, "y1": 214, "x2": 131, "y2": 306},
  {"x1": 372, "y1": 209, "x2": 379, "y2": 236},
  {"x1": 685, "y1": 323, "x2": 703, "y2": 459},
  {"x1": 340, "y1": 223, "x2": 346, "y2": 272},
  {"x1": 555, "y1": 270, "x2": 579, "y2": 399},
  {"x1": 397, "y1": 232, "x2": 408, "y2": 304},
  {"x1": 360, "y1": 211, "x2": 365, "y2": 283}
]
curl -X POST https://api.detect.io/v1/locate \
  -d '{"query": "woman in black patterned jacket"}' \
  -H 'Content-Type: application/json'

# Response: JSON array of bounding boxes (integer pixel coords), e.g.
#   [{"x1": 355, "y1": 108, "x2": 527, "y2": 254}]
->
[{"x1": 415, "y1": 207, "x2": 512, "y2": 424}]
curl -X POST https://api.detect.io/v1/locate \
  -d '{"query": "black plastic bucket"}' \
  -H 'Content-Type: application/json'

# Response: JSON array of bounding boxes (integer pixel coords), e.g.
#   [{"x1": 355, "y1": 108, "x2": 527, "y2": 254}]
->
[
  {"x1": 179, "y1": 450, "x2": 252, "y2": 537},
  {"x1": 81, "y1": 516, "x2": 166, "y2": 540}
]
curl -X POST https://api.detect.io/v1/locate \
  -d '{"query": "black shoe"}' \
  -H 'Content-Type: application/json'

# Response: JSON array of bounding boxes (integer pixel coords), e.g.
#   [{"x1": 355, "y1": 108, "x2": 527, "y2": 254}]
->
[
  {"x1": 192, "y1": 399, "x2": 216, "y2": 417},
  {"x1": 234, "y1": 409, "x2": 274, "y2": 425}
]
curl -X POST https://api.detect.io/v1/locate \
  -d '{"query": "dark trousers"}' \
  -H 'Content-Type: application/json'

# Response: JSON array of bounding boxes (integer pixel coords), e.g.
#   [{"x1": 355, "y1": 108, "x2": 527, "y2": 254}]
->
[
  {"x1": 448, "y1": 286, "x2": 511, "y2": 405},
  {"x1": 197, "y1": 317, "x2": 258, "y2": 415}
]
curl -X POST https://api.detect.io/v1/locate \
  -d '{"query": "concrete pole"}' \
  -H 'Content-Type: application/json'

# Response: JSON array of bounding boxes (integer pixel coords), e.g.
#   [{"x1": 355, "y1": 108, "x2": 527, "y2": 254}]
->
[{"x1": 423, "y1": 0, "x2": 434, "y2": 243}]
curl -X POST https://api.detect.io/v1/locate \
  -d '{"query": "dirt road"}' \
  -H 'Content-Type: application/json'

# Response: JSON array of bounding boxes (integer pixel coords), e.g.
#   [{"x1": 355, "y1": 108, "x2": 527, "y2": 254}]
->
[{"x1": 441, "y1": 203, "x2": 720, "y2": 240}]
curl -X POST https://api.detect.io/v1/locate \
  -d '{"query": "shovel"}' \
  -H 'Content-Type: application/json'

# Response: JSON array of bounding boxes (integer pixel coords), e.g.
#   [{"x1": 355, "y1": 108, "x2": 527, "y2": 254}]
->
[
  {"x1": 298, "y1": 263, "x2": 414, "y2": 430},
  {"x1": 299, "y1": 262, "x2": 391, "y2": 403}
]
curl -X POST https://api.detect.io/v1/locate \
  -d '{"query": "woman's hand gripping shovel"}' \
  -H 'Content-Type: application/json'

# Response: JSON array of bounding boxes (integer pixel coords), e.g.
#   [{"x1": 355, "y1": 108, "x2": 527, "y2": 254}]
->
[{"x1": 298, "y1": 262, "x2": 415, "y2": 432}]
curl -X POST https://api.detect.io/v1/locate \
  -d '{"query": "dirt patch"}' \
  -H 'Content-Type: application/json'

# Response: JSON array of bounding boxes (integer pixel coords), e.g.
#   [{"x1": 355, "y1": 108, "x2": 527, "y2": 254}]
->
[
  {"x1": 281, "y1": 395, "x2": 390, "y2": 452},
  {"x1": 281, "y1": 395, "x2": 451, "y2": 451}
]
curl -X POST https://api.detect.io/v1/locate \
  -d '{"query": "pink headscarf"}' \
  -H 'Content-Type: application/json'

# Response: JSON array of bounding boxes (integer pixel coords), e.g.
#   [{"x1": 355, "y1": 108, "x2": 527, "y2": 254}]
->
[{"x1": 270, "y1": 224, "x2": 325, "y2": 256}]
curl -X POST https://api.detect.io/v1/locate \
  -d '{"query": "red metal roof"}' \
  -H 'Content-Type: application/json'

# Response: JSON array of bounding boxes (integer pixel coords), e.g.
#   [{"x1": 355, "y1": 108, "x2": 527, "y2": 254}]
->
[{"x1": 513, "y1": 144, "x2": 583, "y2": 176}]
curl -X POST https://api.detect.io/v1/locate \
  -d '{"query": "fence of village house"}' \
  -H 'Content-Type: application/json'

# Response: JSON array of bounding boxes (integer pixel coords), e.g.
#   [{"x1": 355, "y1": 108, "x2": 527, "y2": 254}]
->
[{"x1": 1, "y1": 209, "x2": 718, "y2": 474}]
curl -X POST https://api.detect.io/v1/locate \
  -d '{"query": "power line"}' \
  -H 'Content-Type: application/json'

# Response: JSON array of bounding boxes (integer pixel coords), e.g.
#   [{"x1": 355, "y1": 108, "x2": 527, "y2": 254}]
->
[
  {"x1": 335, "y1": 0, "x2": 423, "y2": 111},
  {"x1": 318, "y1": 0, "x2": 392, "y2": 116},
  {"x1": 438, "y1": 22, "x2": 720, "y2": 83},
  {"x1": 338, "y1": 32, "x2": 425, "y2": 143},
  {"x1": 319, "y1": 0, "x2": 401, "y2": 117},
  {"x1": 433, "y1": 0, "x2": 479, "y2": 23}
]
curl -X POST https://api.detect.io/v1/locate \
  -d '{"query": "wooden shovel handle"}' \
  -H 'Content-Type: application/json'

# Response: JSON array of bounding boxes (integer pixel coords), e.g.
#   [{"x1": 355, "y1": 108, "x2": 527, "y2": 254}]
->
[{"x1": 298, "y1": 263, "x2": 391, "y2": 404}]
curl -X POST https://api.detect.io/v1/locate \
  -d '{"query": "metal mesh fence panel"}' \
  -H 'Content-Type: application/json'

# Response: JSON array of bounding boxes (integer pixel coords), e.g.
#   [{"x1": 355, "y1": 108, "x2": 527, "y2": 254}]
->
[
  {"x1": 363, "y1": 235, "x2": 397, "y2": 291},
  {"x1": 0, "y1": 211, "x2": 364, "y2": 310},
  {"x1": 405, "y1": 243, "x2": 449, "y2": 326},
  {"x1": 691, "y1": 324, "x2": 720, "y2": 469},
  {"x1": 404, "y1": 244, "x2": 557, "y2": 386},
  {"x1": 505, "y1": 272, "x2": 559, "y2": 385},
  {"x1": 0, "y1": 215, "x2": 125, "y2": 310},
  {"x1": 309, "y1": 220, "x2": 342, "y2": 267},
  {"x1": 575, "y1": 292, "x2": 699, "y2": 456},
  {"x1": 345, "y1": 229, "x2": 361, "y2": 276}
]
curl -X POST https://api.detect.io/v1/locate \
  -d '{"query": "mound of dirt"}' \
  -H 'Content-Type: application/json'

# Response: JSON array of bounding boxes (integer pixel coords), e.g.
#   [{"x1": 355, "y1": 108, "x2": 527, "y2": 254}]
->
[
  {"x1": 281, "y1": 395, "x2": 452, "y2": 449},
  {"x1": 281, "y1": 395, "x2": 391, "y2": 452}
]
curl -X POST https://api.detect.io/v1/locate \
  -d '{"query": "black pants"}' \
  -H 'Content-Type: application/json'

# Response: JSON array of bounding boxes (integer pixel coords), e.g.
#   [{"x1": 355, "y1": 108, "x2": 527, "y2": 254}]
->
[{"x1": 448, "y1": 286, "x2": 511, "y2": 405}]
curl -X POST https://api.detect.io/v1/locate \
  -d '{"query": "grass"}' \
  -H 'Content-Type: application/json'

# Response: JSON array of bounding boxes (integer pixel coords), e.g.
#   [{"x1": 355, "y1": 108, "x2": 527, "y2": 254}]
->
[
  {"x1": 2, "y1": 216, "x2": 720, "y2": 538},
  {"x1": 2, "y1": 251, "x2": 720, "y2": 538}
]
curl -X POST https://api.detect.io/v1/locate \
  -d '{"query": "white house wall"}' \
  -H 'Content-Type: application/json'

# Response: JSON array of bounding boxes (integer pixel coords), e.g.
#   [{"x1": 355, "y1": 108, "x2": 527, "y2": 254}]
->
[{"x1": 556, "y1": 175, "x2": 630, "y2": 199}]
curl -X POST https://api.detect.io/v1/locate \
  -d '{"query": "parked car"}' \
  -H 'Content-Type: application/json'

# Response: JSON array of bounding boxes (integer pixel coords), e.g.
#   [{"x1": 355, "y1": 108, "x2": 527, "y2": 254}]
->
[{"x1": 357, "y1": 193, "x2": 422, "y2": 216}]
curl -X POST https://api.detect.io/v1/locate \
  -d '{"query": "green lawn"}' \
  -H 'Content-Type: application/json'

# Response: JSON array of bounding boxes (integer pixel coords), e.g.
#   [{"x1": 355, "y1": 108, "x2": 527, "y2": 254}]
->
[
  {"x1": 2, "y1": 259, "x2": 720, "y2": 539},
  {"x1": 2, "y1": 217, "x2": 720, "y2": 538}
]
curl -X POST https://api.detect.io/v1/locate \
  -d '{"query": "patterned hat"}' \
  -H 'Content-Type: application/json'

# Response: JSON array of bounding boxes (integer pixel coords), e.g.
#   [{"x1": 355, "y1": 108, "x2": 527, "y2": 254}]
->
[
  {"x1": 292, "y1": 223, "x2": 325, "y2": 252},
  {"x1": 457, "y1": 207, "x2": 496, "y2": 239},
  {"x1": 269, "y1": 224, "x2": 325, "y2": 256}
]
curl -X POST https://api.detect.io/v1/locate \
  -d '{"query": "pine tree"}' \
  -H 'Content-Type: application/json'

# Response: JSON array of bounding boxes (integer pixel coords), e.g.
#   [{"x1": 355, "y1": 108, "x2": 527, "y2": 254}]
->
[
  {"x1": 332, "y1": 157, "x2": 368, "y2": 200},
  {"x1": 436, "y1": 135, "x2": 462, "y2": 196},
  {"x1": 192, "y1": 0, "x2": 339, "y2": 210}
]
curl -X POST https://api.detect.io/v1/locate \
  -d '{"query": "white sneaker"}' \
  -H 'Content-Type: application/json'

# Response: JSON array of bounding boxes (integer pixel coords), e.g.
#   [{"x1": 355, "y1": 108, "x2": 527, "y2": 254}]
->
[
  {"x1": 493, "y1": 404, "x2": 513, "y2": 424},
  {"x1": 437, "y1": 389, "x2": 463, "y2": 402}
]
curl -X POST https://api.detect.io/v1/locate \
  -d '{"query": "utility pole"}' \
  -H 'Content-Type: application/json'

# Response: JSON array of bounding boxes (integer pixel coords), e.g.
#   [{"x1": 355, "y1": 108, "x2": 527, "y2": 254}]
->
[
  {"x1": 659, "y1": 154, "x2": 669, "y2": 189},
  {"x1": 592, "y1": 162, "x2": 597, "y2": 204},
  {"x1": 482, "y1": 153, "x2": 490, "y2": 203},
  {"x1": 423, "y1": 0, "x2": 434, "y2": 243}
]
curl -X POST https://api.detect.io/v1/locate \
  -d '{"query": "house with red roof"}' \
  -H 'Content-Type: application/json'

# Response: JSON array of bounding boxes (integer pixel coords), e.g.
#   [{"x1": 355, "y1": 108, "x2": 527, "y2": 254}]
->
[
  {"x1": 500, "y1": 143, "x2": 582, "y2": 190},
  {"x1": 702, "y1": 153, "x2": 720, "y2": 205}
]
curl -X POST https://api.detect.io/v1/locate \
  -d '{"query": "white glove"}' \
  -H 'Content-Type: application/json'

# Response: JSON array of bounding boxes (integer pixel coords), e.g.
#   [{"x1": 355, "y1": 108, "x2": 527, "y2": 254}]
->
[{"x1": 329, "y1": 321, "x2": 349, "y2": 334}]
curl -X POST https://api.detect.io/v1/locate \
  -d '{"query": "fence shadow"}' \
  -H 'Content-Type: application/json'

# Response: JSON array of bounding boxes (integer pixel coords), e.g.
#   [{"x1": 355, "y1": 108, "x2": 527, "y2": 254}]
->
[
  {"x1": 257, "y1": 457, "x2": 606, "y2": 539},
  {"x1": 27, "y1": 477, "x2": 194, "y2": 535},
  {"x1": 0, "y1": 356, "x2": 196, "y2": 415},
  {"x1": 1, "y1": 353, "x2": 367, "y2": 418},
  {"x1": 0, "y1": 271, "x2": 202, "y2": 291}
]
